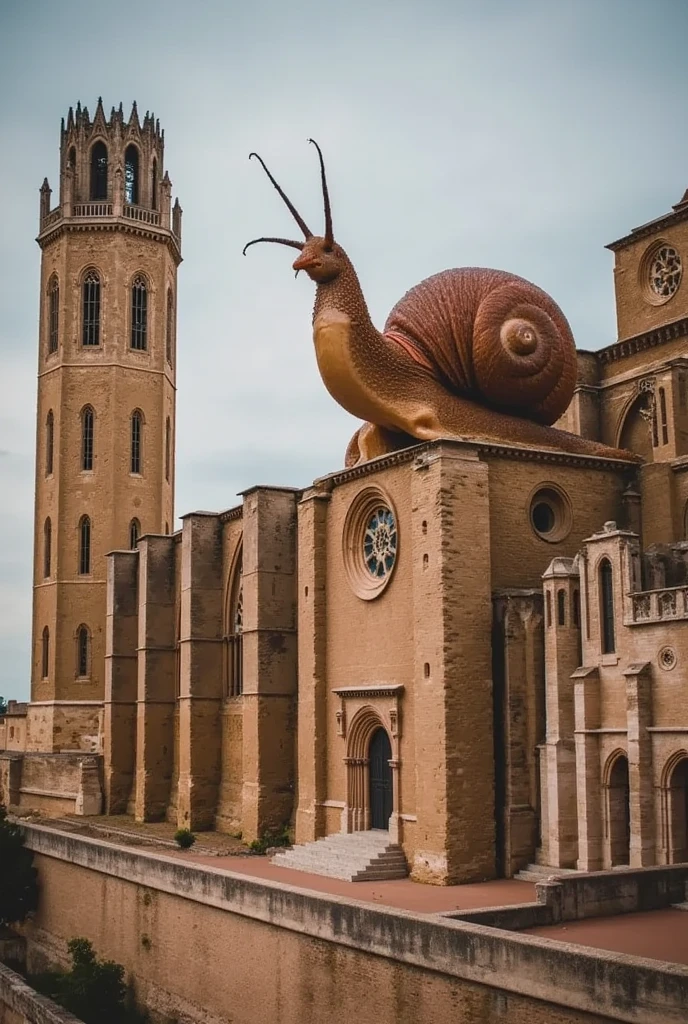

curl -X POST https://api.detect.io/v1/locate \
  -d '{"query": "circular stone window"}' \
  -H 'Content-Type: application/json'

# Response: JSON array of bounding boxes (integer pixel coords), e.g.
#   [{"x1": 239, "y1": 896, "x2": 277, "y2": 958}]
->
[
  {"x1": 658, "y1": 646, "x2": 677, "y2": 671},
  {"x1": 642, "y1": 241, "x2": 683, "y2": 305},
  {"x1": 343, "y1": 488, "x2": 398, "y2": 600},
  {"x1": 529, "y1": 485, "x2": 572, "y2": 543}
]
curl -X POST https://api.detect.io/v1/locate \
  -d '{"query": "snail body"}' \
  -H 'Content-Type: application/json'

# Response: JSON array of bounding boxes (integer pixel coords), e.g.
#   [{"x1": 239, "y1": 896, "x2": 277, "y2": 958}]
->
[{"x1": 244, "y1": 143, "x2": 631, "y2": 466}]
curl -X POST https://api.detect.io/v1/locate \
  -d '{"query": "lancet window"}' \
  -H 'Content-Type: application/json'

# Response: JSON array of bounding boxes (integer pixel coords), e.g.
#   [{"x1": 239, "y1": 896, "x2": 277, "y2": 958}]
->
[
  {"x1": 82, "y1": 271, "x2": 101, "y2": 347},
  {"x1": 124, "y1": 145, "x2": 139, "y2": 205},
  {"x1": 48, "y1": 276, "x2": 59, "y2": 353},
  {"x1": 131, "y1": 276, "x2": 147, "y2": 350},
  {"x1": 90, "y1": 141, "x2": 108, "y2": 200}
]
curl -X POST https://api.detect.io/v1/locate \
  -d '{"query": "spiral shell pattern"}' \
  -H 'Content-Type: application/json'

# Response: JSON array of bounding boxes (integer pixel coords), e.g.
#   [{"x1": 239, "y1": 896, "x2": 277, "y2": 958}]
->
[{"x1": 383, "y1": 268, "x2": 577, "y2": 425}]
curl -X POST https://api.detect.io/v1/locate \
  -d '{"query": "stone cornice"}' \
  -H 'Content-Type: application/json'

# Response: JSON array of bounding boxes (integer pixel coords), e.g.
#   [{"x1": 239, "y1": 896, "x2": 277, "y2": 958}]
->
[
  {"x1": 596, "y1": 316, "x2": 688, "y2": 367},
  {"x1": 37, "y1": 216, "x2": 182, "y2": 266},
  {"x1": 332, "y1": 684, "x2": 405, "y2": 699},
  {"x1": 606, "y1": 202, "x2": 688, "y2": 252},
  {"x1": 219, "y1": 505, "x2": 243, "y2": 523},
  {"x1": 318, "y1": 438, "x2": 637, "y2": 490}
]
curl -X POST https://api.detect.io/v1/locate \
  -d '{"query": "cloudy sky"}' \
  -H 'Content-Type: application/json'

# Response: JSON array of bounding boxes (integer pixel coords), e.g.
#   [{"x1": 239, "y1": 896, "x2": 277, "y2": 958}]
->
[{"x1": 1, "y1": 0, "x2": 687, "y2": 699}]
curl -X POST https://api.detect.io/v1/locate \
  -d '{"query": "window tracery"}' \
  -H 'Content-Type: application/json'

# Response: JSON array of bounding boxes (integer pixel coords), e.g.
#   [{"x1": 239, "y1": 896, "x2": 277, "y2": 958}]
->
[
  {"x1": 82, "y1": 271, "x2": 101, "y2": 347},
  {"x1": 131, "y1": 275, "x2": 147, "y2": 350}
]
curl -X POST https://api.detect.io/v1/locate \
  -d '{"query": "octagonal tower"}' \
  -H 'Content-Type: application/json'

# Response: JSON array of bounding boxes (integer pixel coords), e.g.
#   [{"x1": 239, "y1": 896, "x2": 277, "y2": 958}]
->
[{"x1": 30, "y1": 99, "x2": 182, "y2": 751}]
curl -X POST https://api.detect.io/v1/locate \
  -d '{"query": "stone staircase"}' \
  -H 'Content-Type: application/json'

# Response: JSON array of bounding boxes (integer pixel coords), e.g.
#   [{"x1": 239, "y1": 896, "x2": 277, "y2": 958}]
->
[
  {"x1": 513, "y1": 862, "x2": 581, "y2": 883},
  {"x1": 271, "y1": 830, "x2": 408, "y2": 882}
]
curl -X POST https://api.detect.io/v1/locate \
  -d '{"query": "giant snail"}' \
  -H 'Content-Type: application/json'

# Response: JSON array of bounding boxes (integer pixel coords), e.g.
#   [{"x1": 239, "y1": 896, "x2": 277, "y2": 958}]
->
[{"x1": 244, "y1": 141, "x2": 632, "y2": 467}]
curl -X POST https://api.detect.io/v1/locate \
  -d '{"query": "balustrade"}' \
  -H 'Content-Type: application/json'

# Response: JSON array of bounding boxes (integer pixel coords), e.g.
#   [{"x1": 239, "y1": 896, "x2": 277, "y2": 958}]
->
[{"x1": 630, "y1": 586, "x2": 688, "y2": 623}]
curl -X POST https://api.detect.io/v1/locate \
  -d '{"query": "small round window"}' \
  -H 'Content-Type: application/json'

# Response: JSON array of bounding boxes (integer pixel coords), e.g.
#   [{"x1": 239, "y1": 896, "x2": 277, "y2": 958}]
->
[
  {"x1": 529, "y1": 485, "x2": 572, "y2": 543},
  {"x1": 343, "y1": 488, "x2": 399, "y2": 599}
]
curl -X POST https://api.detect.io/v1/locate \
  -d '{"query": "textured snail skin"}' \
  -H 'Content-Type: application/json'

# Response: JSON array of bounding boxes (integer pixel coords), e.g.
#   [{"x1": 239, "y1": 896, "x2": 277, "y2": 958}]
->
[{"x1": 292, "y1": 237, "x2": 633, "y2": 467}]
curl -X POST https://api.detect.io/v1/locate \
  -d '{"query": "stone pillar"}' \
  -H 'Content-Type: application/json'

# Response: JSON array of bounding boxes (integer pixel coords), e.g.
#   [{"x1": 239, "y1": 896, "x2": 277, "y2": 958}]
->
[
  {"x1": 104, "y1": 550, "x2": 138, "y2": 814},
  {"x1": 625, "y1": 661, "x2": 654, "y2": 866},
  {"x1": 568, "y1": 385, "x2": 600, "y2": 440},
  {"x1": 294, "y1": 486, "x2": 330, "y2": 843},
  {"x1": 0, "y1": 754, "x2": 23, "y2": 807},
  {"x1": 177, "y1": 513, "x2": 223, "y2": 831},
  {"x1": 75, "y1": 757, "x2": 103, "y2": 816},
  {"x1": 134, "y1": 536, "x2": 177, "y2": 822},
  {"x1": 410, "y1": 445, "x2": 495, "y2": 884},
  {"x1": 573, "y1": 666, "x2": 603, "y2": 871},
  {"x1": 539, "y1": 559, "x2": 581, "y2": 868},
  {"x1": 640, "y1": 463, "x2": 674, "y2": 547},
  {"x1": 493, "y1": 591, "x2": 545, "y2": 877},
  {"x1": 241, "y1": 487, "x2": 298, "y2": 843},
  {"x1": 621, "y1": 484, "x2": 642, "y2": 537}
]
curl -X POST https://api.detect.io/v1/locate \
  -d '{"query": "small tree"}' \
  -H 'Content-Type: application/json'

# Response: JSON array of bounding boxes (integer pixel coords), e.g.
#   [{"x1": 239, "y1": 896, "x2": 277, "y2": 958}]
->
[
  {"x1": 0, "y1": 806, "x2": 39, "y2": 927},
  {"x1": 0, "y1": 696, "x2": 7, "y2": 717},
  {"x1": 56, "y1": 938, "x2": 128, "y2": 1024}
]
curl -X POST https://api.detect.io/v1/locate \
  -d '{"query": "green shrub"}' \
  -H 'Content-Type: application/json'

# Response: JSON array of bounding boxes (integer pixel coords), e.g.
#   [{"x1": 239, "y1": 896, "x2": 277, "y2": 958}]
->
[
  {"x1": 33, "y1": 938, "x2": 132, "y2": 1024},
  {"x1": 248, "y1": 825, "x2": 292, "y2": 855},
  {"x1": 0, "y1": 805, "x2": 39, "y2": 926},
  {"x1": 173, "y1": 828, "x2": 196, "y2": 849}
]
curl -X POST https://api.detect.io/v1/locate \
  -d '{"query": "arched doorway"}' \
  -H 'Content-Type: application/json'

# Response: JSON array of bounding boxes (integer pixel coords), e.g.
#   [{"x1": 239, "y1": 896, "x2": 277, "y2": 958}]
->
[
  {"x1": 369, "y1": 728, "x2": 393, "y2": 830},
  {"x1": 668, "y1": 757, "x2": 688, "y2": 863},
  {"x1": 608, "y1": 755, "x2": 630, "y2": 866}
]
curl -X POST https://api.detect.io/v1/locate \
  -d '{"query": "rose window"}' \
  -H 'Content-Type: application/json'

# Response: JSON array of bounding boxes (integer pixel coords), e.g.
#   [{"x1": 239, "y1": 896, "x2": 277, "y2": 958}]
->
[
  {"x1": 648, "y1": 245, "x2": 682, "y2": 300},
  {"x1": 363, "y1": 507, "x2": 397, "y2": 579}
]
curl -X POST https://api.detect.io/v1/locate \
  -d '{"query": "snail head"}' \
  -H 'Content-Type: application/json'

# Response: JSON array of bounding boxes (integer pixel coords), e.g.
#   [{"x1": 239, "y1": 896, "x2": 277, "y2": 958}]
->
[{"x1": 243, "y1": 140, "x2": 344, "y2": 283}]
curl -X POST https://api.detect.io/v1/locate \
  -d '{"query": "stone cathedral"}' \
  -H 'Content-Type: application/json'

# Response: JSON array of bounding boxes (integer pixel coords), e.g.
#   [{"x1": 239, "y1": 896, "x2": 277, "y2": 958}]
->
[{"x1": 2, "y1": 101, "x2": 688, "y2": 885}]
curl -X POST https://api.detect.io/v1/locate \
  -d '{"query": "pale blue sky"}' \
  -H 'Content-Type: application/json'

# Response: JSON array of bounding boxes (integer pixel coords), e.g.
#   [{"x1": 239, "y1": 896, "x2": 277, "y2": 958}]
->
[{"x1": 1, "y1": 0, "x2": 687, "y2": 698}]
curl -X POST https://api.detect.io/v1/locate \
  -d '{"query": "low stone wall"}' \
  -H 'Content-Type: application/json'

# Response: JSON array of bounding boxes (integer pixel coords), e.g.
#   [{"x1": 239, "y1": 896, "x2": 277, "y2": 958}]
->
[
  {"x1": 19, "y1": 823, "x2": 688, "y2": 1024},
  {"x1": 0, "y1": 755, "x2": 102, "y2": 817},
  {"x1": 445, "y1": 901, "x2": 552, "y2": 929},
  {"x1": 0, "y1": 961, "x2": 83, "y2": 1024},
  {"x1": 449, "y1": 865, "x2": 688, "y2": 931},
  {"x1": 538, "y1": 864, "x2": 688, "y2": 922}
]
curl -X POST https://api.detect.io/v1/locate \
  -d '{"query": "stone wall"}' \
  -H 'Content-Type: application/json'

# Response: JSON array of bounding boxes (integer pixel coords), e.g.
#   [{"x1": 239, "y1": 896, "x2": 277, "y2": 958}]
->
[
  {"x1": 0, "y1": 962, "x2": 83, "y2": 1024},
  {"x1": 19, "y1": 824, "x2": 688, "y2": 1024},
  {"x1": 0, "y1": 754, "x2": 102, "y2": 817}
]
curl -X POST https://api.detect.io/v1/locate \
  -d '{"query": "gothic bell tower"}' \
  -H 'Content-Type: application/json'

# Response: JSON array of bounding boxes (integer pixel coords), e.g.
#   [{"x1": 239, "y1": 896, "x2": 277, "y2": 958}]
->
[{"x1": 30, "y1": 99, "x2": 181, "y2": 751}]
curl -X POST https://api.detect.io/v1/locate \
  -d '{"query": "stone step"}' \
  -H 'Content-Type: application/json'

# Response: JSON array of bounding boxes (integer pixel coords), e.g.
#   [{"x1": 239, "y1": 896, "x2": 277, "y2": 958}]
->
[
  {"x1": 514, "y1": 863, "x2": 581, "y2": 882},
  {"x1": 271, "y1": 830, "x2": 408, "y2": 882},
  {"x1": 272, "y1": 852, "x2": 407, "y2": 876}
]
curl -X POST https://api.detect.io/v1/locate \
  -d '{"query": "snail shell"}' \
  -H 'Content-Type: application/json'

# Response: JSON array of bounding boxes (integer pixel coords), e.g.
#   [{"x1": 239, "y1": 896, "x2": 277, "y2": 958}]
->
[{"x1": 383, "y1": 268, "x2": 577, "y2": 425}]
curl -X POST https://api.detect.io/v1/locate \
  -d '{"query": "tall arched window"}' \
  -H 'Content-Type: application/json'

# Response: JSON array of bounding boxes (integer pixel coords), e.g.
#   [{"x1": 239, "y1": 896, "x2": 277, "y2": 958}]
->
[
  {"x1": 131, "y1": 276, "x2": 147, "y2": 350},
  {"x1": 129, "y1": 518, "x2": 140, "y2": 549},
  {"x1": 165, "y1": 417, "x2": 171, "y2": 482},
  {"x1": 41, "y1": 626, "x2": 50, "y2": 679},
  {"x1": 659, "y1": 387, "x2": 669, "y2": 446},
  {"x1": 600, "y1": 558, "x2": 615, "y2": 654},
  {"x1": 573, "y1": 589, "x2": 581, "y2": 628},
  {"x1": 90, "y1": 141, "x2": 108, "y2": 200},
  {"x1": 224, "y1": 549, "x2": 244, "y2": 697},
  {"x1": 43, "y1": 518, "x2": 51, "y2": 578},
  {"x1": 76, "y1": 625, "x2": 90, "y2": 677},
  {"x1": 151, "y1": 158, "x2": 158, "y2": 210},
  {"x1": 67, "y1": 145, "x2": 76, "y2": 171},
  {"x1": 165, "y1": 288, "x2": 174, "y2": 365},
  {"x1": 124, "y1": 145, "x2": 139, "y2": 205},
  {"x1": 545, "y1": 590, "x2": 552, "y2": 627},
  {"x1": 130, "y1": 411, "x2": 142, "y2": 474},
  {"x1": 46, "y1": 410, "x2": 54, "y2": 476},
  {"x1": 557, "y1": 589, "x2": 566, "y2": 626},
  {"x1": 81, "y1": 406, "x2": 94, "y2": 471},
  {"x1": 48, "y1": 275, "x2": 59, "y2": 353},
  {"x1": 79, "y1": 515, "x2": 91, "y2": 575},
  {"x1": 82, "y1": 270, "x2": 101, "y2": 346}
]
